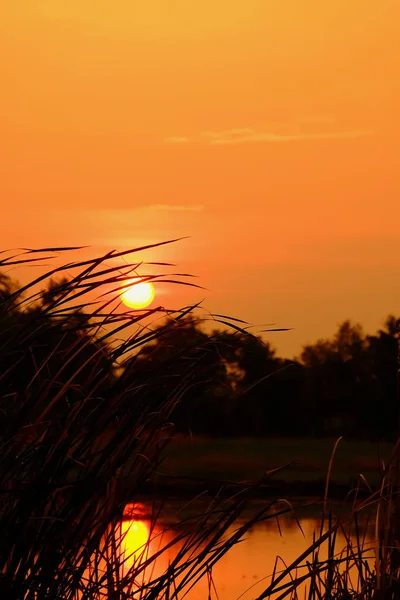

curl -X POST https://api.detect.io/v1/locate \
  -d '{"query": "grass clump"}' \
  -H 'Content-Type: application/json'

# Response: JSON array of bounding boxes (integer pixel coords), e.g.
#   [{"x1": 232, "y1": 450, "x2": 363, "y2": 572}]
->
[
  {"x1": 2, "y1": 244, "x2": 400, "y2": 600},
  {"x1": 0, "y1": 244, "x2": 291, "y2": 600},
  {"x1": 253, "y1": 441, "x2": 400, "y2": 600}
]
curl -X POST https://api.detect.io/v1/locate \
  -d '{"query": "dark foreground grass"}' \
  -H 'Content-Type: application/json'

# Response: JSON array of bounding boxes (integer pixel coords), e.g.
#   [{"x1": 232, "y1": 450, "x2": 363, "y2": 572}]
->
[
  {"x1": 0, "y1": 245, "x2": 293, "y2": 600},
  {"x1": 1, "y1": 245, "x2": 400, "y2": 600},
  {"x1": 255, "y1": 440, "x2": 400, "y2": 600}
]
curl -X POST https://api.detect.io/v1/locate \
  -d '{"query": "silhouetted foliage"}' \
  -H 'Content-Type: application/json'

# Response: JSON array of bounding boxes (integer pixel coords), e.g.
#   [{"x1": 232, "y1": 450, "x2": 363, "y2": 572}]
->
[
  {"x1": 123, "y1": 316, "x2": 399, "y2": 440},
  {"x1": 0, "y1": 275, "x2": 114, "y2": 438},
  {"x1": 301, "y1": 319, "x2": 399, "y2": 439},
  {"x1": 1, "y1": 268, "x2": 399, "y2": 440},
  {"x1": 1, "y1": 249, "x2": 287, "y2": 600}
]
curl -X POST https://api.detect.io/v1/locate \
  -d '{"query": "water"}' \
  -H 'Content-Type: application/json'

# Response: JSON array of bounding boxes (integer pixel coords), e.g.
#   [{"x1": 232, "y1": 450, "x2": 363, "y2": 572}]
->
[{"x1": 117, "y1": 499, "x2": 375, "y2": 599}]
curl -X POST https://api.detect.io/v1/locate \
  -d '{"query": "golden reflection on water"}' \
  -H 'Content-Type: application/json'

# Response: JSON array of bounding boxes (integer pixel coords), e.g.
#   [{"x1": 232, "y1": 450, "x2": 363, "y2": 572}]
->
[
  {"x1": 120, "y1": 519, "x2": 150, "y2": 569},
  {"x1": 120, "y1": 503, "x2": 170, "y2": 586},
  {"x1": 118, "y1": 503, "x2": 374, "y2": 600}
]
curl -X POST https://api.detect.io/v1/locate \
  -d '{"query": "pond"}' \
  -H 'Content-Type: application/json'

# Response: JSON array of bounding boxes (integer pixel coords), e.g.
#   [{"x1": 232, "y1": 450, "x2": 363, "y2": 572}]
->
[{"x1": 116, "y1": 499, "x2": 376, "y2": 599}]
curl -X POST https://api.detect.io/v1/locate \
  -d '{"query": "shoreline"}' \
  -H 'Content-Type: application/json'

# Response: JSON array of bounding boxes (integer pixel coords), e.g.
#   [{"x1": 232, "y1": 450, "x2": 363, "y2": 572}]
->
[{"x1": 136, "y1": 474, "x2": 371, "y2": 501}]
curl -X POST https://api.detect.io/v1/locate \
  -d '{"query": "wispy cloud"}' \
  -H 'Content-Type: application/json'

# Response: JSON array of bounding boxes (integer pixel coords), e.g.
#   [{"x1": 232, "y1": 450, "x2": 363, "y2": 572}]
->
[
  {"x1": 163, "y1": 136, "x2": 189, "y2": 144},
  {"x1": 201, "y1": 127, "x2": 374, "y2": 145},
  {"x1": 150, "y1": 204, "x2": 204, "y2": 212},
  {"x1": 163, "y1": 127, "x2": 374, "y2": 146}
]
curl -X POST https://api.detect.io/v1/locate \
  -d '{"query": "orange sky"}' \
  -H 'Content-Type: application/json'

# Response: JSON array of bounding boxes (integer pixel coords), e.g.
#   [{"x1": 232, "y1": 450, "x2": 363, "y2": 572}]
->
[{"x1": 1, "y1": 0, "x2": 399, "y2": 357}]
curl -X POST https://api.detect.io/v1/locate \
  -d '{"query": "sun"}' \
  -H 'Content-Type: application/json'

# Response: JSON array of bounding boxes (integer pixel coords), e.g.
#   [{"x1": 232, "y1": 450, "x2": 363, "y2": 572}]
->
[{"x1": 120, "y1": 278, "x2": 155, "y2": 309}]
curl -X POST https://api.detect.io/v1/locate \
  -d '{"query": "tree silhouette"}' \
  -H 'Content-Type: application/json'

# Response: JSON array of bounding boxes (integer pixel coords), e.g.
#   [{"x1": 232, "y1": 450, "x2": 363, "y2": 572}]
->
[
  {"x1": 0, "y1": 274, "x2": 114, "y2": 438},
  {"x1": 121, "y1": 317, "x2": 233, "y2": 434},
  {"x1": 1, "y1": 267, "x2": 399, "y2": 440}
]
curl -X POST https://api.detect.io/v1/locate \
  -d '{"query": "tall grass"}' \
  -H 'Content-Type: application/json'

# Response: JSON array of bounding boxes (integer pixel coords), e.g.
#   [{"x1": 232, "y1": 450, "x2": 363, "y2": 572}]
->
[
  {"x1": 3, "y1": 245, "x2": 400, "y2": 600},
  {"x1": 0, "y1": 244, "x2": 291, "y2": 600},
  {"x1": 252, "y1": 441, "x2": 400, "y2": 600}
]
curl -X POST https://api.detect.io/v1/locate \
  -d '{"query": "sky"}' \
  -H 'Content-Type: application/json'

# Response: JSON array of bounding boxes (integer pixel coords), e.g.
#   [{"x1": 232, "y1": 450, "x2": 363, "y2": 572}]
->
[{"x1": 1, "y1": 0, "x2": 399, "y2": 357}]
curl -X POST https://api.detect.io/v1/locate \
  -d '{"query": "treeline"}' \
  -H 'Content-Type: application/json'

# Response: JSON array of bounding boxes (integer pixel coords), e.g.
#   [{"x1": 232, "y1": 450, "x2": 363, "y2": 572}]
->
[
  {"x1": 1, "y1": 272, "x2": 398, "y2": 440},
  {"x1": 127, "y1": 316, "x2": 399, "y2": 440}
]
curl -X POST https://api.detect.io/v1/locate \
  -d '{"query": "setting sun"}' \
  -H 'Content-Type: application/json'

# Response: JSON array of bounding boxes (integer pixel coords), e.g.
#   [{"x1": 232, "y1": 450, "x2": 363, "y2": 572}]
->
[{"x1": 120, "y1": 278, "x2": 155, "y2": 309}]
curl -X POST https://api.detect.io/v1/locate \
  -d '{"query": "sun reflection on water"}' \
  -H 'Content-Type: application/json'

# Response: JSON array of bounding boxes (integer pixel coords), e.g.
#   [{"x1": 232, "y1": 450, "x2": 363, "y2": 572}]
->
[
  {"x1": 121, "y1": 518, "x2": 150, "y2": 571},
  {"x1": 113, "y1": 502, "x2": 374, "y2": 600}
]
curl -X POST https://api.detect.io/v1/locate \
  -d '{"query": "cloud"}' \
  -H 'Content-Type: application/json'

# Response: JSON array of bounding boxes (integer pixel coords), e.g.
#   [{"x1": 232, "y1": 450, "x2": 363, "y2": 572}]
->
[
  {"x1": 163, "y1": 136, "x2": 189, "y2": 144},
  {"x1": 201, "y1": 128, "x2": 374, "y2": 145},
  {"x1": 150, "y1": 204, "x2": 204, "y2": 212},
  {"x1": 162, "y1": 126, "x2": 375, "y2": 147},
  {"x1": 91, "y1": 204, "x2": 204, "y2": 216}
]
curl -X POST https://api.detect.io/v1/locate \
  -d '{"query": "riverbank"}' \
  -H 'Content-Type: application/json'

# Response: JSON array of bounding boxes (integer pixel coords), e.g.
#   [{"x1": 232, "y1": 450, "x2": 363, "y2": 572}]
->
[
  {"x1": 144, "y1": 436, "x2": 393, "y2": 499},
  {"x1": 141, "y1": 473, "x2": 364, "y2": 500}
]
